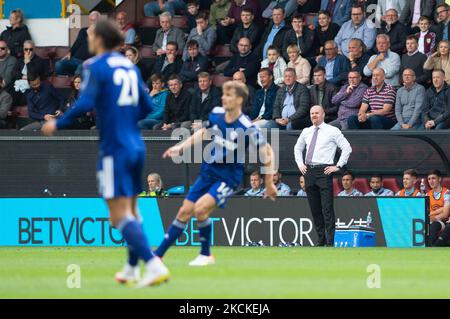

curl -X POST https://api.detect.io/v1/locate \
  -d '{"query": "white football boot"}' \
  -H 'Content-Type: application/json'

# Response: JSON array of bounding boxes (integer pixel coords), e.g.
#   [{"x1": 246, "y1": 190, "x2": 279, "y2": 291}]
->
[
  {"x1": 188, "y1": 254, "x2": 216, "y2": 266},
  {"x1": 115, "y1": 264, "x2": 140, "y2": 284},
  {"x1": 135, "y1": 257, "x2": 170, "y2": 288}
]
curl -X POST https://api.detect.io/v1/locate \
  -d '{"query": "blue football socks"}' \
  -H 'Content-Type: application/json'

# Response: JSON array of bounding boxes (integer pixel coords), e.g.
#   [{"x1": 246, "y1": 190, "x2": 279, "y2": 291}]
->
[
  {"x1": 154, "y1": 219, "x2": 186, "y2": 257},
  {"x1": 198, "y1": 218, "x2": 212, "y2": 256}
]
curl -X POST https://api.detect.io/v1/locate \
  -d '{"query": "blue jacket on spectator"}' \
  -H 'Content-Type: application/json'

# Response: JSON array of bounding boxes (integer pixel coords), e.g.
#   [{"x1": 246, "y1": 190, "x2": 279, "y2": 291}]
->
[
  {"x1": 144, "y1": 89, "x2": 169, "y2": 121},
  {"x1": 320, "y1": 0, "x2": 352, "y2": 27},
  {"x1": 251, "y1": 82, "x2": 278, "y2": 120},
  {"x1": 26, "y1": 82, "x2": 64, "y2": 121},
  {"x1": 317, "y1": 54, "x2": 350, "y2": 86}
]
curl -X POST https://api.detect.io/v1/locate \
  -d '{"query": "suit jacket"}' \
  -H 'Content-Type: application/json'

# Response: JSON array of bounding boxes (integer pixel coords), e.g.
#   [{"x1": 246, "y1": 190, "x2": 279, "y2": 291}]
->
[
  {"x1": 317, "y1": 54, "x2": 350, "y2": 86},
  {"x1": 272, "y1": 82, "x2": 311, "y2": 121},
  {"x1": 190, "y1": 86, "x2": 222, "y2": 121},
  {"x1": 152, "y1": 27, "x2": 186, "y2": 53},
  {"x1": 320, "y1": 0, "x2": 352, "y2": 26},
  {"x1": 400, "y1": 0, "x2": 436, "y2": 26},
  {"x1": 308, "y1": 81, "x2": 339, "y2": 122}
]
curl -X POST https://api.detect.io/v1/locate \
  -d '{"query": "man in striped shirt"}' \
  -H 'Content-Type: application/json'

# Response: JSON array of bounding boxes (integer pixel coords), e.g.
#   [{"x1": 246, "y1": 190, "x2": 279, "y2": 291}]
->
[{"x1": 347, "y1": 68, "x2": 397, "y2": 130}]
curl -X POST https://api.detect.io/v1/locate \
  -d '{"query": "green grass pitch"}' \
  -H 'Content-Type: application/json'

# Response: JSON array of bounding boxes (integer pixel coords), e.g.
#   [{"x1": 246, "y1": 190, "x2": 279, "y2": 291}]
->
[{"x1": 1, "y1": 246, "x2": 450, "y2": 299}]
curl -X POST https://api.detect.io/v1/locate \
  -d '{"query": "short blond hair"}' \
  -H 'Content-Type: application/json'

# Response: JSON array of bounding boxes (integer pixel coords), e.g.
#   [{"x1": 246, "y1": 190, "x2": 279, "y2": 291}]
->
[
  {"x1": 287, "y1": 44, "x2": 300, "y2": 54},
  {"x1": 223, "y1": 81, "x2": 249, "y2": 104}
]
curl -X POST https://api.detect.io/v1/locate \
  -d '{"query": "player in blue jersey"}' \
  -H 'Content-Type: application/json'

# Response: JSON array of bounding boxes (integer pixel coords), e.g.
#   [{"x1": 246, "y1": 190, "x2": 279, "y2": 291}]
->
[
  {"x1": 41, "y1": 19, "x2": 170, "y2": 288},
  {"x1": 155, "y1": 81, "x2": 277, "y2": 266}
]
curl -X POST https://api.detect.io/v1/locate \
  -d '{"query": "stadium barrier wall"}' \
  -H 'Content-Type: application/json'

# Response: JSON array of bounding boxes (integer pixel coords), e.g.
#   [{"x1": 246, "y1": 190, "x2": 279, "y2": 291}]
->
[{"x1": 0, "y1": 197, "x2": 427, "y2": 248}]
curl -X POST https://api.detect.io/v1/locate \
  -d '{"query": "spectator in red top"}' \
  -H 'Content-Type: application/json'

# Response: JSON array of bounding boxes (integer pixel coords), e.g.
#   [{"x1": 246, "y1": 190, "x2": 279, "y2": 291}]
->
[
  {"x1": 347, "y1": 68, "x2": 397, "y2": 130},
  {"x1": 115, "y1": 11, "x2": 136, "y2": 48},
  {"x1": 0, "y1": 9, "x2": 31, "y2": 58}
]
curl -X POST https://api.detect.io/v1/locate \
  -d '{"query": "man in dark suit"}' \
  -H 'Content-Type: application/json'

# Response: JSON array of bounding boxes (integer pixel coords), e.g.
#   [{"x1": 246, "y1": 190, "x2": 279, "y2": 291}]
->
[
  {"x1": 400, "y1": 0, "x2": 436, "y2": 30},
  {"x1": 309, "y1": 66, "x2": 339, "y2": 123}
]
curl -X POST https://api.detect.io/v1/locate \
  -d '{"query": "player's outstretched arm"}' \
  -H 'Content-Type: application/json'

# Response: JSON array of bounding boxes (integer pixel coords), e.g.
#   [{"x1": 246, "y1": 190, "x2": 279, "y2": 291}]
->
[
  {"x1": 163, "y1": 127, "x2": 206, "y2": 159},
  {"x1": 260, "y1": 143, "x2": 277, "y2": 201}
]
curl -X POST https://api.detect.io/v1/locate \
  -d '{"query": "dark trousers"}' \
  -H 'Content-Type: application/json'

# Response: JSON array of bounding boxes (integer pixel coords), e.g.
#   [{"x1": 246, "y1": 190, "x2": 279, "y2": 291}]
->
[
  {"x1": 305, "y1": 165, "x2": 335, "y2": 246},
  {"x1": 347, "y1": 115, "x2": 396, "y2": 130}
]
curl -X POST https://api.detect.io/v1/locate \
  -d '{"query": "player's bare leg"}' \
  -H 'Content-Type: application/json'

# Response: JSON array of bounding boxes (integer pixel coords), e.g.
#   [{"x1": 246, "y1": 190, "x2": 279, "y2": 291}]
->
[
  {"x1": 107, "y1": 197, "x2": 169, "y2": 288},
  {"x1": 189, "y1": 194, "x2": 217, "y2": 266},
  {"x1": 154, "y1": 199, "x2": 195, "y2": 258}
]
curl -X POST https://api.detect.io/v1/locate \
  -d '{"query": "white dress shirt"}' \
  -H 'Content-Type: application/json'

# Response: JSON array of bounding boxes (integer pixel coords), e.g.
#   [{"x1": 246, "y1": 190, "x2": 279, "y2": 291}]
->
[{"x1": 294, "y1": 122, "x2": 352, "y2": 168}]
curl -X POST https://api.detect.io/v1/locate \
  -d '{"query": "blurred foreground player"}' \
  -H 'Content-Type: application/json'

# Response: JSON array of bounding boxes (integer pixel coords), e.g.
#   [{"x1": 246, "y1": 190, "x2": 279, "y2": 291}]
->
[
  {"x1": 156, "y1": 81, "x2": 277, "y2": 266},
  {"x1": 41, "y1": 19, "x2": 170, "y2": 288}
]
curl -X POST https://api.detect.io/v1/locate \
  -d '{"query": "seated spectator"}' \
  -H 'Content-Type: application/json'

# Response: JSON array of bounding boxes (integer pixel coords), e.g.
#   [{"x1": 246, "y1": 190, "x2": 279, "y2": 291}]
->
[
  {"x1": 391, "y1": 69, "x2": 425, "y2": 130},
  {"x1": 424, "y1": 40, "x2": 450, "y2": 84},
  {"x1": 313, "y1": 10, "x2": 340, "y2": 58},
  {"x1": 317, "y1": 40, "x2": 350, "y2": 86},
  {"x1": 182, "y1": 12, "x2": 216, "y2": 61},
  {"x1": 258, "y1": 46, "x2": 287, "y2": 87},
  {"x1": 230, "y1": 7, "x2": 261, "y2": 54},
  {"x1": 364, "y1": 34, "x2": 401, "y2": 87},
  {"x1": 297, "y1": 0, "x2": 321, "y2": 15},
  {"x1": 224, "y1": 37, "x2": 258, "y2": 86},
  {"x1": 216, "y1": 0, "x2": 261, "y2": 45},
  {"x1": 282, "y1": 13, "x2": 315, "y2": 60},
  {"x1": 348, "y1": 68, "x2": 397, "y2": 130},
  {"x1": 270, "y1": 68, "x2": 311, "y2": 130},
  {"x1": 232, "y1": 71, "x2": 254, "y2": 115},
  {"x1": 286, "y1": 44, "x2": 311, "y2": 86},
  {"x1": 320, "y1": 0, "x2": 352, "y2": 27},
  {"x1": 244, "y1": 171, "x2": 265, "y2": 196},
  {"x1": 415, "y1": 16, "x2": 436, "y2": 57},
  {"x1": 256, "y1": 6, "x2": 289, "y2": 60},
  {"x1": 427, "y1": 169, "x2": 450, "y2": 246},
  {"x1": 421, "y1": 69, "x2": 450, "y2": 130},
  {"x1": 115, "y1": 11, "x2": 137, "y2": 48},
  {"x1": 377, "y1": 9, "x2": 407, "y2": 56},
  {"x1": 190, "y1": 72, "x2": 222, "y2": 129},
  {"x1": 179, "y1": 40, "x2": 209, "y2": 86},
  {"x1": 0, "y1": 41, "x2": 17, "y2": 91},
  {"x1": 337, "y1": 171, "x2": 363, "y2": 196},
  {"x1": 0, "y1": 76, "x2": 12, "y2": 129},
  {"x1": 334, "y1": 4, "x2": 376, "y2": 58},
  {"x1": 263, "y1": 0, "x2": 297, "y2": 19},
  {"x1": 267, "y1": 171, "x2": 291, "y2": 196},
  {"x1": 152, "y1": 12, "x2": 186, "y2": 56},
  {"x1": 56, "y1": 11, "x2": 99, "y2": 76},
  {"x1": 55, "y1": 76, "x2": 95, "y2": 130},
  {"x1": 348, "y1": 38, "x2": 370, "y2": 74},
  {"x1": 0, "y1": 9, "x2": 31, "y2": 58},
  {"x1": 375, "y1": 0, "x2": 407, "y2": 27},
  {"x1": 144, "y1": 0, "x2": 186, "y2": 16},
  {"x1": 433, "y1": 3, "x2": 450, "y2": 43},
  {"x1": 139, "y1": 173, "x2": 169, "y2": 197},
  {"x1": 400, "y1": 35, "x2": 430, "y2": 86},
  {"x1": 309, "y1": 66, "x2": 338, "y2": 123},
  {"x1": 20, "y1": 73, "x2": 64, "y2": 131},
  {"x1": 138, "y1": 73, "x2": 168, "y2": 129},
  {"x1": 252, "y1": 68, "x2": 278, "y2": 125},
  {"x1": 156, "y1": 74, "x2": 192, "y2": 130},
  {"x1": 186, "y1": 0, "x2": 201, "y2": 32},
  {"x1": 151, "y1": 41, "x2": 182, "y2": 83},
  {"x1": 400, "y1": 0, "x2": 434, "y2": 31},
  {"x1": 125, "y1": 46, "x2": 150, "y2": 83},
  {"x1": 364, "y1": 175, "x2": 394, "y2": 196},
  {"x1": 297, "y1": 175, "x2": 307, "y2": 197},
  {"x1": 396, "y1": 169, "x2": 421, "y2": 196},
  {"x1": 330, "y1": 70, "x2": 368, "y2": 130},
  {"x1": 209, "y1": 0, "x2": 232, "y2": 30}
]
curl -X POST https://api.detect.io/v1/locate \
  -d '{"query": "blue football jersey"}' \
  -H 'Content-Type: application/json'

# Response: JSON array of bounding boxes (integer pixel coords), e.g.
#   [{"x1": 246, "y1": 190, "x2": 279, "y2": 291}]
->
[
  {"x1": 201, "y1": 107, "x2": 267, "y2": 188},
  {"x1": 56, "y1": 52, "x2": 154, "y2": 156}
]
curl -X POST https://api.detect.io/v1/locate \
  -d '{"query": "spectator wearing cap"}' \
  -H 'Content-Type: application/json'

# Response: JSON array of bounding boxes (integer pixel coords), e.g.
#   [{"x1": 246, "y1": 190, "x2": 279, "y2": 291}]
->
[
  {"x1": 55, "y1": 11, "x2": 100, "y2": 76},
  {"x1": 348, "y1": 68, "x2": 397, "y2": 130},
  {"x1": 0, "y1": 9, "x2": 31, "y2": 58},
  {"x1": 152, "y1": 12, "x2": 186, "y2": 56}
]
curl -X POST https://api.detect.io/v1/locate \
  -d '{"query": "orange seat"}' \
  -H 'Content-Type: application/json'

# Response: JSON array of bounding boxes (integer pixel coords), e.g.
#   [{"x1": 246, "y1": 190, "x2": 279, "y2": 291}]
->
[
  {"x1": 333, "y1": 177, "x2": 342, "y2": 196},
  {"x1": 443, "y1": 177, "x2": 450, "y2": 190},
  {"x1": 354, "y1": 178, "x2": 370, "y2": 195},
  {"x1": 211, "y1": 74, "x2": 232, "y2": 87}
]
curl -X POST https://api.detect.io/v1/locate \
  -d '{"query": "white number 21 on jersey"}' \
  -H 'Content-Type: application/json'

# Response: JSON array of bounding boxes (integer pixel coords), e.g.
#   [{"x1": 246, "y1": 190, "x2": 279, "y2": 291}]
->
[{"x1": 113, "y1": 69, "x2": 139, "y2": 106}]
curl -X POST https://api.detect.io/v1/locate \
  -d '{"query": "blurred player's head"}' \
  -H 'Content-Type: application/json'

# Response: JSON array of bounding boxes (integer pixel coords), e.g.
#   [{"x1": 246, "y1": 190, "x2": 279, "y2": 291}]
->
[
  {"x1": 88, "y1": 18, "x2": 124, "y2": 55},
  {"x1": 310, "y1": 105, "x2": 325, "y2": 126},
  {"x1": 221, "y1": 81, "x2": 248, "y2": 112},
  {"x1": 341, "y1": 171, "x2": 355, "y2": 191},
  {"x1": 427, "y1": 169, "x2": 443, "y2": 190},
  {"x1": 369, "y1": 175, "x2": 383, "y2": 192},
  {"x1": 403, "y1": 169, "x2": 418, "y2": 189},
  {"x1": 147, "y1": 173, "x2": 162, "y2": 192},
  {"x1": 250, "y1": 171, "x2": 263, "y2": 190}
]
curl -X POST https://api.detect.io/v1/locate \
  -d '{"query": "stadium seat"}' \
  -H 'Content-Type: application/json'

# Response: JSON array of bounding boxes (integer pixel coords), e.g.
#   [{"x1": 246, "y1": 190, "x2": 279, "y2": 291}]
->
[
  {"x1": 35, "y1": 46, "x2": 57, "y2": 60},
  {"x1": 414, "y1": 177, "x2": 430, "y2": 192},
  {"x1": 354, "y1": 178, "x2": 370, "y2": 195},
  {"x1": 49, "y1": 76, "x2": 72, "y2": 89},
  {"x1": 139, "y1": 16, "x2": 160, "y2": 28},
  {"x1": 383, "y1": 177, "x2": 400, "y2": 194},
  {"x1": 333, "y1": 177, "x2": 342, "y2": 196},
  {"x1": 9, "y1": 105, "x2": 28, "y2": 118},
  {"x1": 172, "y1": 16, "x2": 188, "y2": 29},
  {"x1": 211, "y1": 44, "x2": 233, "y2": 58},
  {"x1": 443, "y1": 177, "x2": 450, "y2": 190},
  {"x1": 55, "y1": 46, "x2": 71, "y2": 60},
  {"x1": 139, "y1": 45, "x2": 156, "y2": 58},
  {"x1": 211, "y1": 74, "x2": 232, "y2": 87}
]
